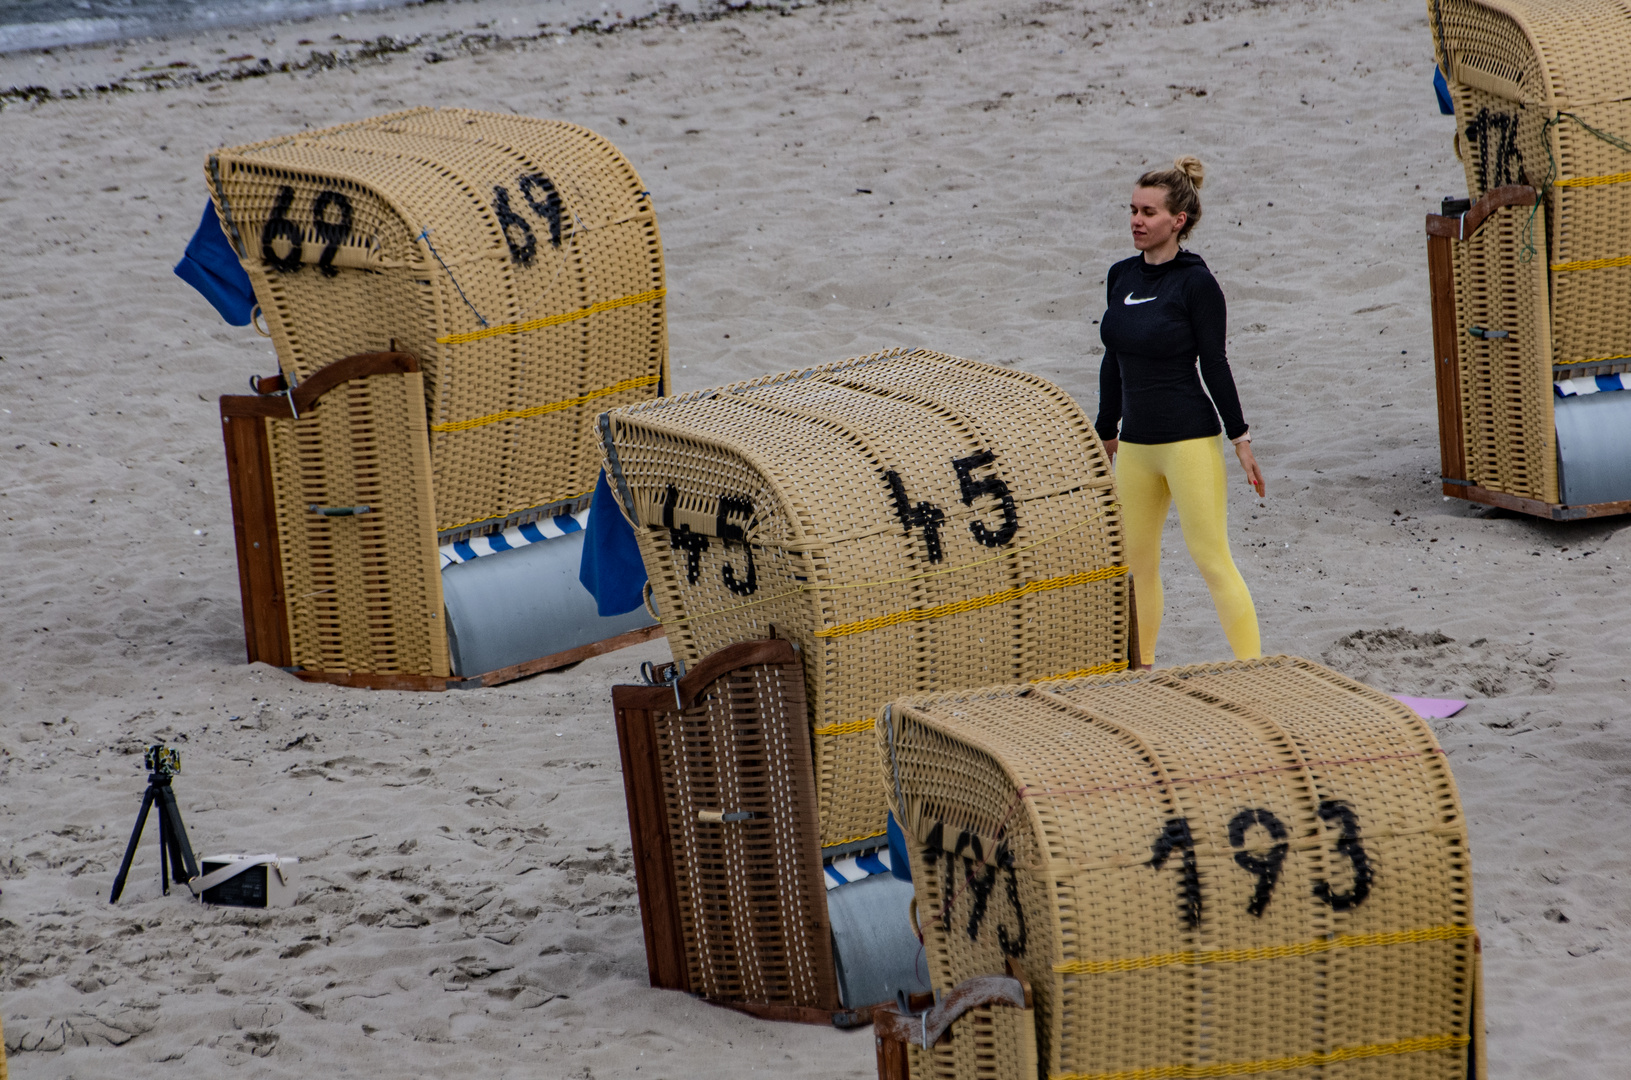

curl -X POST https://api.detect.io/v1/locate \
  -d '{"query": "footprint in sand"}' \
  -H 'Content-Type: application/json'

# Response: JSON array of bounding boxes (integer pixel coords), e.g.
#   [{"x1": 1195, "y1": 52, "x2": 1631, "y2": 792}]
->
[{"x1": 1321, "y1": 627, "x2": 1562, "y2": 698}]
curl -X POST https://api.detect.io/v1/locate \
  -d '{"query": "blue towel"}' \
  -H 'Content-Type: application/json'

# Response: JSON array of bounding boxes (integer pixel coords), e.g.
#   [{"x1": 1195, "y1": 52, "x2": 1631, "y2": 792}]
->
[
  {"x1": 578, "y1": 468, "x2": 650, "y2": 617},
  {"x1": 887, "y1": 811, "x2": 912, "y2": 883},
  {"x1": 1434, "y1": 66, "x2": 1455, "y2": 116},
  {"x1": 174, "y1": 201, "x2": 257, "y2": 326}
]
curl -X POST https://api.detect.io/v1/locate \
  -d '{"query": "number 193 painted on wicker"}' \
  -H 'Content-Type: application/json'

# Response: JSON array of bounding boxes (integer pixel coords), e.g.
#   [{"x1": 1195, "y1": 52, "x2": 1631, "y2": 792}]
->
[{"x1": 1149, "y1": 801, "x2": 1373, "y2": 928}]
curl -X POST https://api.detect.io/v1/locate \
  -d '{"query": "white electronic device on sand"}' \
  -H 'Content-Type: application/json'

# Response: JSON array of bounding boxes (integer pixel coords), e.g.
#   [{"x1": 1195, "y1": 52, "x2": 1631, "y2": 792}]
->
[{"x1": 190, "y1": 854, "x2": 299, "y2": 908}]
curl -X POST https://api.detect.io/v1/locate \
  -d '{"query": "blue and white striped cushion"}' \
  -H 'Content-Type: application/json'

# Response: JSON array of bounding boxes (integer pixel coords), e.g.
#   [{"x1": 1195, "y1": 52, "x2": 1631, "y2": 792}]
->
[
  {"x1": 1556, "y1": 373, "x2": 1630, "y2": 397},
  {"x1": 824, "y1": 847, "x2": 893, "y2": 890},
  {"x1": 439, "y1": 509, "x2": 589, "y2": 569}
]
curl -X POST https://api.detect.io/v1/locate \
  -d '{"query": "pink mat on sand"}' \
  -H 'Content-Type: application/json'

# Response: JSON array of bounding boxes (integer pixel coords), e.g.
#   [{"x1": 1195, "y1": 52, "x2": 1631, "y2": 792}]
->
[{"x1": 1391, "y1": 695, "x2": 1468, "y2": 719}]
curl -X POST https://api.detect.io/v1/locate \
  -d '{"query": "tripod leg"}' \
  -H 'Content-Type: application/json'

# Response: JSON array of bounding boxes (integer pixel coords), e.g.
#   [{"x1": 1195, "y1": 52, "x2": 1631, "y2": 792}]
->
[
  {"x1": 159, "y1": 806, "x2": 170, "y2": 896},
  {"x1": 109, "y1": 786, "x2": 157, "y2": 904},
  {"x1": 157, "y1": 784, "x2": 199, "y2": 882}
]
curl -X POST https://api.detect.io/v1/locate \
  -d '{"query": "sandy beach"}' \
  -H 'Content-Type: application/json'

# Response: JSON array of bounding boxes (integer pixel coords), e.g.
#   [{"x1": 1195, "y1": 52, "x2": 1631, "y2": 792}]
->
[{"x1": 2, "y1": 0, "x2": 1628, "y2": 1074}]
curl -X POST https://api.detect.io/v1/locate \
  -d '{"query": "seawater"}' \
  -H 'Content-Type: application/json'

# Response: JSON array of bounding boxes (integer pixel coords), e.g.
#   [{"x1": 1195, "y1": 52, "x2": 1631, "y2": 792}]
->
[{"x1": 0, "y1": 0, "x2": 420, "y2": 53}]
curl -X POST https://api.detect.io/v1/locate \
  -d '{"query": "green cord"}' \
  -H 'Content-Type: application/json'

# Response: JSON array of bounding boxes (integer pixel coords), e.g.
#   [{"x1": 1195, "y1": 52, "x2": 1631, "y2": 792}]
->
[
  {"x1": 1520, "y1": 111, "x2": 1631, "y2": 263},
  {"x1": 1560, "y1": 110, "x2": 1631, "y2": 155}
]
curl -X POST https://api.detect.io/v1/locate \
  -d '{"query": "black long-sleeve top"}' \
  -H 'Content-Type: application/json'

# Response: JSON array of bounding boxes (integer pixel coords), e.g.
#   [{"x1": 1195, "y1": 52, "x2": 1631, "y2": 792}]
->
[{"x1": 1093, "y1": 251, "x2": 1249, "y2": 445}]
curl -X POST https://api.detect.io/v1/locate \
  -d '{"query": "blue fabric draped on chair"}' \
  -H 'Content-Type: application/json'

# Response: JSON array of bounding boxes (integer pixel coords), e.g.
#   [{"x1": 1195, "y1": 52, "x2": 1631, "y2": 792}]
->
[{"x1": 174, "y1": 201, "x2": 256, "y2": 326}]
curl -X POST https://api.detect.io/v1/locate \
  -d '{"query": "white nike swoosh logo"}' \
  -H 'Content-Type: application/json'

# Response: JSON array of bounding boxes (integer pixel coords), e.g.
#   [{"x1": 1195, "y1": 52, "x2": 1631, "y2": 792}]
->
[{"x1": 1124, "y1": 292, "x2": 1158, "y2": 305}]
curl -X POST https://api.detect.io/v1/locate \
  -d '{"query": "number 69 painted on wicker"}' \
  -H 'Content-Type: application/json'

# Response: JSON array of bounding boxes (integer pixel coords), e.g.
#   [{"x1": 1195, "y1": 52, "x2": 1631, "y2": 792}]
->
[
  {"x1": 492, "y1": 172, "x2": 566, "y2": 265},
  {"x1": 260, "y1": 185, "x2": 353, "y2": 275}
]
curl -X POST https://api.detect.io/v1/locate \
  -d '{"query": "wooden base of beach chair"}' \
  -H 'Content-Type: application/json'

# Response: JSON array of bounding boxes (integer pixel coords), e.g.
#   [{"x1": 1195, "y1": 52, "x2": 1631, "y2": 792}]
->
[
  {"x1": 223, "y1": 351, "x2": 437, "y2": 674},
  {"x1": 282, "y1": 623, "x2": 666, "y2": 692},
  {"x1": 1442, "y1": 482, "x2": 1631, "y2": 522},
  {"x1": 222, "y1": 351, "x2": 665, "y2": 692}
]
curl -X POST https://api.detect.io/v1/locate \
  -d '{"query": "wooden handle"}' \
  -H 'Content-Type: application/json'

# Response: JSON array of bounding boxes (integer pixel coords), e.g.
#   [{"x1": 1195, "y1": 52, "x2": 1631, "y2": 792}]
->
[
  {"x1": 291, "y1": 351, "x2": 419, "y2": 414},
  {"x1": 697, "y1": 810, "x2": 754, "y2": 824},
  {"x1": 612, "y1": 638, "x2": 800, "y2": 712},
  {"x1": 873, "y1": 974, "x2": 1027, "y2": 1048},
  {"x1": 219, "y1": 352, "x2": 420, "y2": 420},
  {"x1": 1425, "y1": 185, "x2": 1537, "y2": 239}
]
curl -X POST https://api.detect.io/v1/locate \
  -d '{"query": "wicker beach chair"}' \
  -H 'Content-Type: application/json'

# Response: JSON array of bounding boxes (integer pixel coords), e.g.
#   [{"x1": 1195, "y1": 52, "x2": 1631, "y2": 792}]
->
[
  {"x1": 209, "y1": 109, "x2": 667, "y2": 687},
  {"x1": 598, "y1": 348, "x2": 1133, "y2": 853},
  {"x1": 1428, "y1": 0, "x2": 1631, "y2": 518},
  {"x1": 874, "y1": 656, "x2": 1486, "y2": 1080}
]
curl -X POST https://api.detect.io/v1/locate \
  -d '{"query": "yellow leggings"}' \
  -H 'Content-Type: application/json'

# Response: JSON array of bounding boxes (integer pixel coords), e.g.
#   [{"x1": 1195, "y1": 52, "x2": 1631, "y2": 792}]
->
[{"x1": 1116, "y1": 437, "x2": 1260, "y2": 666}]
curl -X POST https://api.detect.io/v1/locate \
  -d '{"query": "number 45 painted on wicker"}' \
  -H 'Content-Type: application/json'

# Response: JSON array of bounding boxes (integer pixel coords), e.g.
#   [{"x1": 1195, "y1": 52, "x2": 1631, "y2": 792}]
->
[
  {"x1": 1149, "y1": 801, "x2": 1373, "y2": 928},
  {"x1": 661, "y1": 484, "x2": 758, "y2": 597},
  {"x1": 883, "y1": 449, "x2": 1020, "y2": 564}
]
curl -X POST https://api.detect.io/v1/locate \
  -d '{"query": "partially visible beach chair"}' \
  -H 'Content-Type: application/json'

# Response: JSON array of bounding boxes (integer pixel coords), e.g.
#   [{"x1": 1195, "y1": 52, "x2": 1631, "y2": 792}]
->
[
  {"x1": 876, "y1": 656, "x2": 1486, "y2": 1079},
  {"x1": 208, "y1": 109, "x2": 667, "y2": 687},
  {"x1": 1428, "y1": 1, "x2": 1631, "y2": 518}
]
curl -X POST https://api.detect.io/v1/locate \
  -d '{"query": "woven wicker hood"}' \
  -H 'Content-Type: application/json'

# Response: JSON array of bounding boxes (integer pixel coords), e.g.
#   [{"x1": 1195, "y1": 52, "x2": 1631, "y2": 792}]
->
[{"x1": 207, "y1": 107, "x2": 668, "y2": 535}]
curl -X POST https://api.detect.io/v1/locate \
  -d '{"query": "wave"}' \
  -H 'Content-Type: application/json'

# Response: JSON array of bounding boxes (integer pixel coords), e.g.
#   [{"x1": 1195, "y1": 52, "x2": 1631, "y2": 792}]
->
[{"x1": 0, "y1": 0, "x2": 423, "y2": 54}]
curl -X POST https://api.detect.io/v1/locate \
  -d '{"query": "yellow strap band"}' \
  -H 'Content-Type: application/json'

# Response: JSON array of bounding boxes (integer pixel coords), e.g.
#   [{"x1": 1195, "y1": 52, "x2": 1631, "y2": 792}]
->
[
  {"x1": 430, "y1": 374, "x2": 660, "y2": 433},
  {"x1": 813, "y1": 718, "x2": 878, "y2": 737},
  {"x1": 1555, "y1": 170, "x2": 1631, "y2": 187},
  {"x1": 823, "y1": 829, "x2": 888, "y2": 848},
  {"x1": 1556, "y1": 352, "x2": 1631, "y2": 366},
  {"x1": 1039, "y1": 659, "x2": 1129, "y2": 681},
  {"x1": 436, "y1": 287, "x2": 666, "y2": 345},
  {"x1": 1550, "y1": 253, "x2": 1631, "y2": 272},
  {"x1": 811, "y1": 660, "x2": 1127, "y2": 739},
  {"x1": 814, "y1": 565, "x2": 1129, "y2": 639},
  {"x1": 1050, "y1": 1034, "x2": 1469, "y2": 1080},
  {"x1": 1053, "y1": 924, "x2": 1474, "y2": 976}
]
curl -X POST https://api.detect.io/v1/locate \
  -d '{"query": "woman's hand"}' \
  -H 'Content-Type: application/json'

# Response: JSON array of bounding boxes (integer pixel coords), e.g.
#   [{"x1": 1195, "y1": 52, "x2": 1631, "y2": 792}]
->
[
  {"x1": 1103, "y1": 438, "x2": 1118, "y2": 462},
  {"x1": 1234, "y1": 439, "x2": 1265, "y2": 497}
]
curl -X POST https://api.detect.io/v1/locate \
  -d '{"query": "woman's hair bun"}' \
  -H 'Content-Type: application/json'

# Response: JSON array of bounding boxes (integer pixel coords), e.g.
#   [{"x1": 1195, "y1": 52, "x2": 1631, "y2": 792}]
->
[
  {"x1": 1134, "y1": 156, "x2": 1206, "y2": 240},
  {"x1": 1173, "y1": 155, "x2": 1205, "y2": 190}
]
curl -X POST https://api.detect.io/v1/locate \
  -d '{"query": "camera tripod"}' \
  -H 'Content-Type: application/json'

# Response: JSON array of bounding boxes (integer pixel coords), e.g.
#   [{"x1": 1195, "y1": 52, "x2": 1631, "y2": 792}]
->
[{"x1": 109, "y1": 744, "x2": 199, "y2": 904}]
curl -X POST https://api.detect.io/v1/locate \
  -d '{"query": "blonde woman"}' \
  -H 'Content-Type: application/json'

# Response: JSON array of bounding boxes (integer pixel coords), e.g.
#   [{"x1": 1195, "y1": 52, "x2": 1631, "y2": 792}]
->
[{"x1": 1095, "y1": 156, "x2": 1263, "y2": 669}]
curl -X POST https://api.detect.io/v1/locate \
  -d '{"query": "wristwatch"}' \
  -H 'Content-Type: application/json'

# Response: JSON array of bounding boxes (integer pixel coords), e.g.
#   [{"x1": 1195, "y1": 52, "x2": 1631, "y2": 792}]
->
[{"x1": 1231, "y1": 430, "x2": 1252, "y2": 445}]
